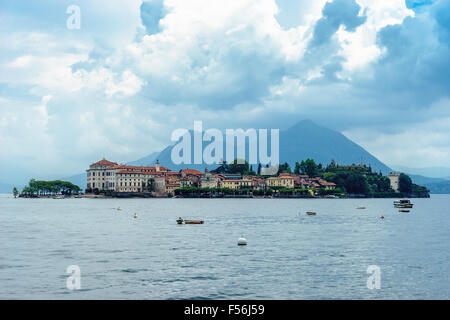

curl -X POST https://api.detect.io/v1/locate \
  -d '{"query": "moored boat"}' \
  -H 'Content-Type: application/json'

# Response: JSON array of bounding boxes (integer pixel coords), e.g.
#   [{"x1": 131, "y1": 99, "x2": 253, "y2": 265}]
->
[
  {"x1": 184, "y1": 220, "x2": 204, "y2": 224},
  {"x1": 306, "y1": 211, "x2": 316, "y2": 216},
  {"x1": 394, "y1": 199, "x2": 413, "y2": 208}
]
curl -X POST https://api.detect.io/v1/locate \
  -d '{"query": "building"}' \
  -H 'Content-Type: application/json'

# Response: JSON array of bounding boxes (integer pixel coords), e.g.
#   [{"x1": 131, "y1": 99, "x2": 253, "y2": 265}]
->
[
  {"x1": 243, "y1": 175, "x2": 266, "y2": 190},
  {"x1": 318, "y1": 179, "x2": 337, "y2": 190},
  {"x1": 220, "y1": 179, "x2": 253, "y2": 190},
  {"x1": 86, "y1": 159, "x2": 118, "y2": 191},
  {"x1": 266, "y1": 174, "x2": 295, "y2": 189},
  {"x1": 388, "y1": 172, "x2": 401, "y2": 192},
  {"x1": 200, "y1": 169, "x2": 220, "y2": 188},
  {"x1": 179, "y1": 169, "x2": 204, "y2": 187},
  {"x1": 86, "y1": 158, "x2": 171, "y2": 193}
]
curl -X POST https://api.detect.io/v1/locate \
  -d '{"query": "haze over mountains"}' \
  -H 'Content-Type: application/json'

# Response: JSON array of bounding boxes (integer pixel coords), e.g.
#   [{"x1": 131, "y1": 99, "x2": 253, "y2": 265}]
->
[
  {"x1": 1, "y1": 120, "x2": 449, "y2": 193},
  {"x1": 150, "y1": 120, "x2": 392, "y2": 174}
]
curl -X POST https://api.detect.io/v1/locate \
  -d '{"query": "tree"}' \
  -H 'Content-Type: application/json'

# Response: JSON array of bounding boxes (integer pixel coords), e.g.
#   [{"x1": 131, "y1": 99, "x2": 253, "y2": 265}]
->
[
  {"x1": 300, "y1": 159, "x2": 318, "y2": 177},
  {"x1": 399, "y1": 173, "x2": 413, "y2": 193},
  {"x1": 344, "y1": 174, "x2": 370, "y2": 195},
  {"x1": 294, "y1": 162, "x2": 301, "y2": 174},
  {"x1": 257, "y1": 163, "x2": 262, "y2": 175},
  {"x1": 228, "y1": 159, "x2": 249, "y2": 175},
  {"x1": 13, "y1": 187, "x2": 19, "y2": 198},
  {"x1": 278, "y1": 162, "x2": 290, "y2": 174}
]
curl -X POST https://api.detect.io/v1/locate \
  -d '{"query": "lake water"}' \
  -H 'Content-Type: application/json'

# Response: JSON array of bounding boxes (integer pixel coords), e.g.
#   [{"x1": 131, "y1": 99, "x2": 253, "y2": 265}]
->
[{"x1": 0, "y1": 194, "x2": 449, "y2": 299}]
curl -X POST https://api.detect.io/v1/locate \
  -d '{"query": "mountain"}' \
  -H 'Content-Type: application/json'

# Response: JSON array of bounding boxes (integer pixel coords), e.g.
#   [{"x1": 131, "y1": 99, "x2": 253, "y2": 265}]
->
[
  {"x1": 3, "y1": 120, "x2": 400, "y2": 189},
  {"x1": 424, "y1": 181, "x2": 450, "y2": 194},
  {"x1": 127, "y1": 152, "x2": 160, "y2": 166},
  {"x1": 408, "y1": 174, "x2": 446, "y2": 186},
  {"x1": 62, "y1": 173, "x2": 86, "y2": 190},
  {"x1": 279, "y1": 120, "x2": 391, "y2": 173},
  {"x1": 393, "y1": 166, "x2": 450, "y2": 179},
  {"x1": 146, "y1": 119, "x2": 392, "y2": 173}
]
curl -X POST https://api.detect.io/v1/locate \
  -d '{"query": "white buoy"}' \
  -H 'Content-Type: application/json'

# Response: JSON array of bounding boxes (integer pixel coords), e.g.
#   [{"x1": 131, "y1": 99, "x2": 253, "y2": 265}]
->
[{"x1": 237, "y1": 237, "x2": 247, "y2": 246}]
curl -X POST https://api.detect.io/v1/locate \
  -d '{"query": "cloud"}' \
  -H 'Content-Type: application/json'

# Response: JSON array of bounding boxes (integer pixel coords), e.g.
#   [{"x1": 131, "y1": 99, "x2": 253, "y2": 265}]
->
[
  {"x1": 0, "y1": 0, "x2": 449, "y2": 182},
  {"x1": 140, "y1": 0, "x2": 167, "y2": 35},
  {"x1": 310, "y1": 0, "x2": 367, "y2": 47}
]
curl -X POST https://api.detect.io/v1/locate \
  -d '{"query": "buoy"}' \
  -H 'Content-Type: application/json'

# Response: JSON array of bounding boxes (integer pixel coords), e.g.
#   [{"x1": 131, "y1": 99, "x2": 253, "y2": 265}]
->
[
  {"x1": 381, "y1": 216, "x2": 384, "y2": 219},
  {"x1": 117, "y1": 207, "x2": 122, "y2": 211},
  {"x1": 133, "y1": 213, "x2": 138, "y2": 219},
  {"x1": 237, "y1": 237, "x2": 247, "y2": 246}
]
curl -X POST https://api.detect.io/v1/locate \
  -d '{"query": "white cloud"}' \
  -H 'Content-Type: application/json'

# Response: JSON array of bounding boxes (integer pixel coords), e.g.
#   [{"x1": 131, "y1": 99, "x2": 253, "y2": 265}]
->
[{"x1": 0, "y1": 0, "x2": 448, "y2": 183}]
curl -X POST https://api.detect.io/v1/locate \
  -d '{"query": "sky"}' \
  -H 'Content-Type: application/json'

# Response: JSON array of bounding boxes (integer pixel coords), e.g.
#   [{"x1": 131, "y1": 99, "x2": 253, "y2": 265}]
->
[{"x1": 0, "y1": 0, "x2": 449, "y2": 183}]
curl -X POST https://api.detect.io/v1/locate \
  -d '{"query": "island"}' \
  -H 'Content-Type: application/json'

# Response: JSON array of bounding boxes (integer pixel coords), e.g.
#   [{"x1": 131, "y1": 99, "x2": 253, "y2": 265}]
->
[{"x1": 15, "y1": 158, "x2": 429, "y2": 199}]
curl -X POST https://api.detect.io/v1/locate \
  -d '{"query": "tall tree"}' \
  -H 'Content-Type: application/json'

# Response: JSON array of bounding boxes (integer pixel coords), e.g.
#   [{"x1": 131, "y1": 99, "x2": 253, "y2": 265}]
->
[
  {"x1": 399, "y1": 173, "x2": 413, "y2": 193},
  {"x1": 13, "y1": 187, "x2": 18, "y2": 198}
]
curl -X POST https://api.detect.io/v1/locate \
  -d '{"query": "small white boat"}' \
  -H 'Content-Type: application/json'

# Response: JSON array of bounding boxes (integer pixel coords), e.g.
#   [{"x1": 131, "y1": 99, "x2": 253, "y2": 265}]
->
[{"x1": 394, "y1": 199, "x2": 413, "y2": 208}]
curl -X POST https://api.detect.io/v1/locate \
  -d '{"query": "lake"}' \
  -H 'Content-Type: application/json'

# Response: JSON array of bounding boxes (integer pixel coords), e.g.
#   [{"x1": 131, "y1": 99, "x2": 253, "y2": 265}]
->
[{"x1": 0, "y1": 194, "x2": 449, "y2": 299}]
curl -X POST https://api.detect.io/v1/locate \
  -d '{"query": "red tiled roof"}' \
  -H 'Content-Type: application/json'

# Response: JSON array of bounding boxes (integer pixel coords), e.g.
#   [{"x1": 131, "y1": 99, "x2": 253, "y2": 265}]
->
[
  {"x1": 107, "y1": 164, "x2": 171, "y2": 172},
  {"x1": 116, "y1": 170, "x2": 164, "y2": 175},
  {"x1": 91, "y1": 159, "x2": 118, "y2": 167},
  {"x1": 107, "y1": 164, "x2": 131, "y2": 169},
  {"x1": 180, "y1": 169, "x2": 205, "y2": 176},
  {"x1": 116, "y1": 170, "x2": 142, "y2": 174}
]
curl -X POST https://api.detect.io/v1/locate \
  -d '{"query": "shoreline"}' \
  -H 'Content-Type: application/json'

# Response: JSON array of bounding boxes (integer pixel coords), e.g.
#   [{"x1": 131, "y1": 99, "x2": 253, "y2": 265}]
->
[{"x1": 17, "y1": 193, "x2": 430, "y2": 199}]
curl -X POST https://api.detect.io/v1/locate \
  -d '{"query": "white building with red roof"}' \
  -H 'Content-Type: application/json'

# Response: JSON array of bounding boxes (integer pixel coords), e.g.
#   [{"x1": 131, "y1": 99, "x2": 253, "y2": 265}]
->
[{"x1": 86, "y1": 158, "x2": 171, "y2": 193}]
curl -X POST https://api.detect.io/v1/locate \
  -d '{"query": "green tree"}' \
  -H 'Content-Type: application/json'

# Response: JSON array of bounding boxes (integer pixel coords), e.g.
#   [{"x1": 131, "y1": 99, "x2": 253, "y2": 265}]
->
[
  {"x1": 294, "y1": 162, "x2": 301, "y2": 174},
  {"x1": 228, "y1": 159, "x2": 249, "y2": 175},
  {"x1": 344, "y1": 174, "x2": 370, "y2": 195},
  {"x1": 278, "y1": 162, "x2": 291, "y2": 174},
  {"x1": 300, "y1": 159, "x2": 319, "y2": 177},
  {"x1": 399, "y1": 173, "x2": 413, "y2": 193},
  {"x1": 13, "y1": 187, "x2": 19, "y2": 198}
]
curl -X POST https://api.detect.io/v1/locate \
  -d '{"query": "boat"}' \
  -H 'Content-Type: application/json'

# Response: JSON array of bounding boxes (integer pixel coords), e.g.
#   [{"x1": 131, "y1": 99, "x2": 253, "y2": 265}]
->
[
  {"x1": 399, "y1": 209, "x2": 410, "y2": 213},
  {"x1": 394, "y1": 199, "x2": 413, "y2": 208},
  {"x1": 176, "y1": 218, "x2": 183, "y2": 224},
  {"x1": 356, "y1": 207, "x2": 366, "y2": 209},
  {"x1": 306, "y1": 211, "x2": 316, "y2": 216},
  {"x1": 52, "y1": 195, "x2": 64, "y2": 199},
  {"x1": 184, "y1": 220, "x2": 204, "y2": 224}
]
